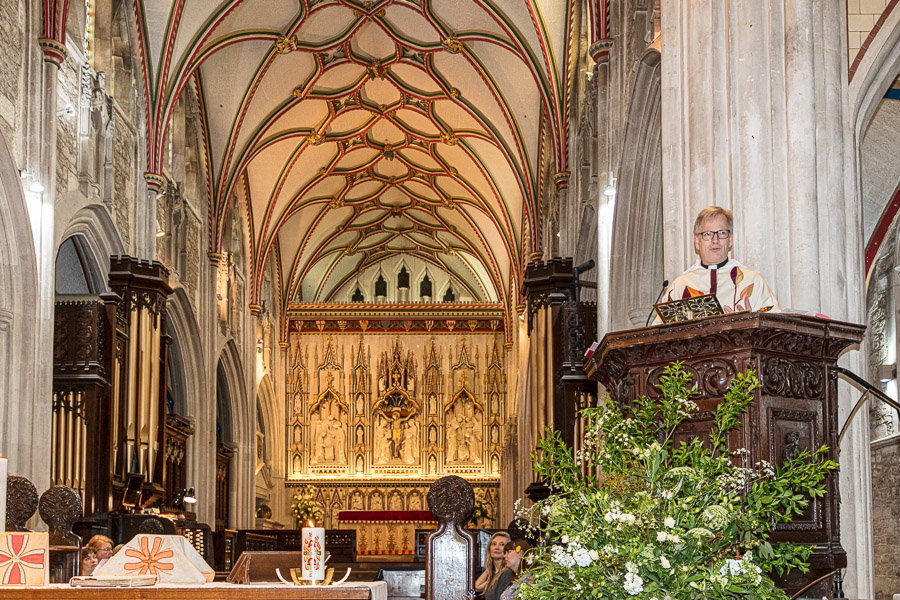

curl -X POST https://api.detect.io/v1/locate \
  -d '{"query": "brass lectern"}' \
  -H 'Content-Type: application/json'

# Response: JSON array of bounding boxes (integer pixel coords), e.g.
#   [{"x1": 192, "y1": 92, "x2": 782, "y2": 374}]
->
[{"x1": 585, "y1": 312, "x2": 865, "y2": 598}]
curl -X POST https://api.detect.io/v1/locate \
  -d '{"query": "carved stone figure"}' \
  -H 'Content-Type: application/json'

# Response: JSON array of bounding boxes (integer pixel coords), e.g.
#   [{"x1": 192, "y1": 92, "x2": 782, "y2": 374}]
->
[
  {"x1": 783, "y1": 430, "x2": 802, "y2": 464},
  {"x1": 401, "y1": 418, "x2": 420, "y2": 464},
  {"x1": 446, "y1": 405, "x2": 460, "y2": 462},
  {"x1": 322, "y1": 402, "x2": 346, "y2": 463},
  {"x1": 374, "y1": 413, "x2": 392, "y2": 463}
]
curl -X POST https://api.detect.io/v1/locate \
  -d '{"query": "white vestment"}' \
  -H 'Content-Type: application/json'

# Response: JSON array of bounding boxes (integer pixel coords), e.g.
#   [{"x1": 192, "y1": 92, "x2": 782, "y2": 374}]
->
[{"x1": 661, "y1": 259, "x2": 780, "y2": 315}]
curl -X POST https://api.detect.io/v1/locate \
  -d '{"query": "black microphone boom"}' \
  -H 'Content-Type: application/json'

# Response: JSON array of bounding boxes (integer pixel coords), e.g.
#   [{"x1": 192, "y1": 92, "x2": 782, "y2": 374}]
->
[
  {"x1": 645, "y1": 279, "x2": 670, "y2": 326},
  {"x1": 573, "y1": 259, "x2": 596, "y2": 275}
]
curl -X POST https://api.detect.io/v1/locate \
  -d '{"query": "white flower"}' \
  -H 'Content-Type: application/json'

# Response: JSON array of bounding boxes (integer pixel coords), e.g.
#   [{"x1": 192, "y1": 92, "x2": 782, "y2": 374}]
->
[
  {"x1": 657, "y1": 531, "x2": 667, "y2": 542},
  {"x1": 664, "y1": 516, "x2": 675, "y2": 528},
  {"x1": 588, "y1": 549, "x2": 599, "y2": 561},
  {"x1": 561, "y1": 534, "x2": 569, "y2": 544},
  {"x1": 572, "y1": 547, "x2": 593, "y2": 567},
  {"x1": 660, "y1": 556, "x2": 670, "y2": 569},
  {"x1": 624, "y1": 563, "x2": 644, "y2": 596}
]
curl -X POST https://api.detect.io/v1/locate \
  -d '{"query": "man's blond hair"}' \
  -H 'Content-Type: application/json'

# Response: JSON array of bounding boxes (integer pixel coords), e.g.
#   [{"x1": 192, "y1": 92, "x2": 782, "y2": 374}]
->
[{"x1": 693, "y1": 206, "x2": 733, "y2": 234}]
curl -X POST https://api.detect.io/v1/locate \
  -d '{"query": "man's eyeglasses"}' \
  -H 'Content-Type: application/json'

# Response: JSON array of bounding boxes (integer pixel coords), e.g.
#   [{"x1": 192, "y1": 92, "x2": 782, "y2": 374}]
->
[{"x1": 696, "y1": 230, "x2": 732, "y2": 241}]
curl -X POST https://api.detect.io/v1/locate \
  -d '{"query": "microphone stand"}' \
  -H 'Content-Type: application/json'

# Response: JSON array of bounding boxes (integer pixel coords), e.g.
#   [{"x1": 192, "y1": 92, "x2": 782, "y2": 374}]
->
[{"x1": 645, "y1": 280, "x2": 669, "y2": 326}]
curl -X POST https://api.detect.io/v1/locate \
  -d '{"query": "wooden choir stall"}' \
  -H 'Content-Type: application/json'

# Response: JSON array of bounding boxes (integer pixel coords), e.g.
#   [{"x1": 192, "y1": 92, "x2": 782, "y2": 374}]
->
[{"x1": 585, "y1": 311, "x2": 865, "y2": 598}]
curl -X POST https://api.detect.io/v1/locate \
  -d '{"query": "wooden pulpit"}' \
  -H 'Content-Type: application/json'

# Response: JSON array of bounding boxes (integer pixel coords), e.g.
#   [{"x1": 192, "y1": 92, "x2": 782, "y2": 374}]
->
[{"x1": 585, "y1": 312, "x2": 865, "y2": 598}]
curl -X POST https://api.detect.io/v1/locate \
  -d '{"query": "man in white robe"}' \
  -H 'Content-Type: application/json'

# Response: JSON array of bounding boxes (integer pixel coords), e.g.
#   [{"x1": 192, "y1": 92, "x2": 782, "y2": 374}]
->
[{"x1": 660, "y1": 206, "x2": 780, "y2": 316}]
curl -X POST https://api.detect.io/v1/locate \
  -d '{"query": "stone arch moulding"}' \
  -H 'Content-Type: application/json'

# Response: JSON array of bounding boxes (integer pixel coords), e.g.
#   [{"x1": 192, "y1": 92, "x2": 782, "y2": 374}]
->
[
  {"x1": 216, "y1": 338, "x2": 253, "y2": 529},
  {"x1": 850, "y1": 4, "x2": 900, "y2": 136},
  {"x1": 0, "y1": 127, "x2": 42, "y2": 489},
  {"x1": 57, "y1": 204, "x2": 126, "y2": 292},
  {"x1": 256, "y1": 373, "x2": 283, "y2": 476},
  {"x1": 848, "y1": 8, "x2": 900, "y2": 282},
  {"x1": 609, "y1": 48, "x2": 664, "y2": 331},
  {"x1": 165, "y1": 287, "x2": 203, "y2": 418}
]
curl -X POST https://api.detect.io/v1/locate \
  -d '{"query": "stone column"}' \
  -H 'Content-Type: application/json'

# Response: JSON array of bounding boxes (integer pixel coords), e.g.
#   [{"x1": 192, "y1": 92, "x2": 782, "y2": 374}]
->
[
  {"x1": 22, "y1": 38, "x2": 68, "y2": 495},
  {"x1": 187, "y1": 252, "x2": 221, "y2": 526},
  {"x1": 591, "y1": 40, "x2": 614, "y2": 337},
  {"x1": 140, "y1": 172, "x2": 165, "y2": 260},
  {"x1": 553, "y1": 171, "x2": 571, "y2": 257},
  {"x1": 660, "y1": 1, "x2": 870, "y2": 595}
]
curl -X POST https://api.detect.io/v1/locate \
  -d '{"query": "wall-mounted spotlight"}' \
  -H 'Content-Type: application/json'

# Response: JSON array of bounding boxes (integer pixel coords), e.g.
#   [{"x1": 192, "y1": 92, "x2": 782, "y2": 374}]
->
[
  {"x1": 155, "y1": 218, "x2": 165, "y2": 238},
  {"x1": 19, "y1": 169, "x2": 44, "y2": 193},
  {"x1": 603, "y1": 172, "x2": 617, "y2": 197},
  {"x1": 56, "y1": 103, "x2": 75, "y2": 118}
]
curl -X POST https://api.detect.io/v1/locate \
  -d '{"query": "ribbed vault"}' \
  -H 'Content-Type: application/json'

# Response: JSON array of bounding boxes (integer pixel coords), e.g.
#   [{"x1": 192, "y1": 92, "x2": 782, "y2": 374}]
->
[{"x1": 132, "y1": 0, "x2": 578, "y2": 326}]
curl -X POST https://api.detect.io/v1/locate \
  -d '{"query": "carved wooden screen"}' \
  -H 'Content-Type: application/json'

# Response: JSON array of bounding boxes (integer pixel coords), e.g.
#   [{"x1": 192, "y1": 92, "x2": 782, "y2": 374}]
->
[
  {"x1": 215, "y1": 444, "x2": 235, "y2": 530},
  {"x1": 51, "y1": 295, "x2": 117, "y2": 518},
  {"x1": 162, "y1": 414, "x2": 194, "y2": 513}
]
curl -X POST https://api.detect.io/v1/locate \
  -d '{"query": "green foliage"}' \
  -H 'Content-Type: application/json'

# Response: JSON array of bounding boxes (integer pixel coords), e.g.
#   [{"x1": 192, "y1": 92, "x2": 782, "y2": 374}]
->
[
  {"x1": 290, "y1": 485, "x2": 324, "y2": 528},
  {"x1": 515, "y1": 363, "x2": 837, "y2": 600}
]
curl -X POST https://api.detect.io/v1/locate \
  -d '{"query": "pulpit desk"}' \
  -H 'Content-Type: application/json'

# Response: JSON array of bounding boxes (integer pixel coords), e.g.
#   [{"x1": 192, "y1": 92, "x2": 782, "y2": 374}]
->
[{"x1": 0, "y1": 581, "x2": 388, "y2": 600}]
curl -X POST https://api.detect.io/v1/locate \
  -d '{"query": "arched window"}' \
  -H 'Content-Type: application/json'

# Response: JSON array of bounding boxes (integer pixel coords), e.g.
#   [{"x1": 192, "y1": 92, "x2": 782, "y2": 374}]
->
[
  {"x1": 351, "y1": 286, "x2": 365, "y2": 302},
  {"x1": 443, "y1": 285, "x2": 455, "y2": 302},
  {"x1": 397, "y1": 267, "x2": 409, "y2": 289},
  {"x1": 375, "y1": 274, "x2": 387, "y2": 297},
  {"x1": 420, "y1": 274, "x2": 432, "y2": 298}
]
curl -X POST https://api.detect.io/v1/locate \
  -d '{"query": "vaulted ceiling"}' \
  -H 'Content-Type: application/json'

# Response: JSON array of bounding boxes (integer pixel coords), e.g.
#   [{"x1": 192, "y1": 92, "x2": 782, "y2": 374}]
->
[{"x1": 134, "y1": 0, "x2": 578, "y2": 317}]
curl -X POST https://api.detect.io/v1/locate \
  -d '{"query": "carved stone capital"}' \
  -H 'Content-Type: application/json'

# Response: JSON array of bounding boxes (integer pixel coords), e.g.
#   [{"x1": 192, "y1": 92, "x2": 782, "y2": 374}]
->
[{"x1": 38, "y1": 38, "x2": 67, "y2": 65}]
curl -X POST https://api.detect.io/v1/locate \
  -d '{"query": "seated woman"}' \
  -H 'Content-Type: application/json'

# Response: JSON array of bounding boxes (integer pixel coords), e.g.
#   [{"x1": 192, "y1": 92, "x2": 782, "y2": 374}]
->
[
  {"x1": 486, "y1": 539, "x2": 531, "y2": 600},
  {"x1": 86, "y1": 535, "x2": 114, "y2": 569},
  {"x1": 80, "y1": 547, "x2": 99, "y2": 576},
  {"x1": 474, "y1": 531, "x2": 511, "y2": 596}
]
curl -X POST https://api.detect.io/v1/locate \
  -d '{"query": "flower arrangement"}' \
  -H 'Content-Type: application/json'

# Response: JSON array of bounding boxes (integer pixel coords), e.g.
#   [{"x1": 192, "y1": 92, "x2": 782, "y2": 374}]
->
[
  {"x1": 290, "y1": 486, "x2": 324, "y2": 528},
  {"x1": 515, "y1": 363, "x2": 837, "y2": 600}
]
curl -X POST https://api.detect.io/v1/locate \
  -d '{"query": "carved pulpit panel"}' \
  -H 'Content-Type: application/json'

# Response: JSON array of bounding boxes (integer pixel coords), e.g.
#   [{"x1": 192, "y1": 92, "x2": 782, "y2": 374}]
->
[
  {"x1": 586, "y1": 312, "x2": 865, "y2": 598},
  {"x1": 426, "y1": 476, "x2": 475, "y2": 600}
]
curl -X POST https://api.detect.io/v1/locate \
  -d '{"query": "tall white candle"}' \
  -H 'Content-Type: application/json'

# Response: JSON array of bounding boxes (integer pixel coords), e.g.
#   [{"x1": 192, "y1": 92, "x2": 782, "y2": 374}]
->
[
  {"x1": 300, "y1": 521, "x2": 325, "y2": 581},
  {"x1": 0, "y1": 455, "x2": 7, "y2": 531}
]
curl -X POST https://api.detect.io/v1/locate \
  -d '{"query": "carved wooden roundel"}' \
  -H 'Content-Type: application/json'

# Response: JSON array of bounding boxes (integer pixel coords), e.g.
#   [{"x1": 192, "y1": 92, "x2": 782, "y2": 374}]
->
[
  {"x1": 38, "y1": 485, "x2": 82, "y2": 531},
  {"x1": 427, "y1": 475, "x2": 474, "y2": 524},
  {"x1": 6, "y1": 476, "x2": 39, "y2": 531}
]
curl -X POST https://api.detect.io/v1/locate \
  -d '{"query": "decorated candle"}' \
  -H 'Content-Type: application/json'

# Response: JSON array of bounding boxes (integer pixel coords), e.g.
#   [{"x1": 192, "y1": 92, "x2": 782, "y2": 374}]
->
[
  {"x1": 0, "y1": 455, "x2": 6, "y2": 531},
  {"x1": 300, "y1": 521, "x2": 325, "y2": 581}
]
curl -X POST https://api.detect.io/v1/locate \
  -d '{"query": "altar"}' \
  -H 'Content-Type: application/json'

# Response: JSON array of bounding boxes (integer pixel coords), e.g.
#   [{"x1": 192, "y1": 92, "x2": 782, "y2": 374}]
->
[
  {"x1": 0, "y1": 581, "x2": 387, "y2": 599},
  {"x1": 336, "y1": 511, "x2": 437, "y2": 557}
]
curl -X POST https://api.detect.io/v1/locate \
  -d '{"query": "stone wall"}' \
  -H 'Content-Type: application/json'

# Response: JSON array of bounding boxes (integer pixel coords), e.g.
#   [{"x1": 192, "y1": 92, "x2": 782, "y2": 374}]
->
[
  {"x1": 56, "y1": 52, "x2": 80, "y2": 197},
  {"x1": 0, "y1": 0, "x2": 23, "y2": 153},
  {"x1": 112, "y1": 105, "x2": 134, "y2": 252},
  {"x1": 872, "y1": 435, "x2": 900, "y2": 600}
]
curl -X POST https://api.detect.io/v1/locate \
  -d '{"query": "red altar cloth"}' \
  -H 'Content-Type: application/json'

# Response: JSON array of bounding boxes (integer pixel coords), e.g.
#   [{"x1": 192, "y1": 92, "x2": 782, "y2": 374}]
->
[{"x1": 337, "y1": 510, "x2": 436, "y2": 523}]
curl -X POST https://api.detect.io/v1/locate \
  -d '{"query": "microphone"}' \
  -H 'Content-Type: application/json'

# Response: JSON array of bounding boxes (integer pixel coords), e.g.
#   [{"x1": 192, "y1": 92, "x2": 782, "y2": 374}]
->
[
  {"x1": 645, "y1": 279, "x2": 670, "y2": 326},
  {"x1": 573, "y1": 259, "x2": 596, "y2": 275}
]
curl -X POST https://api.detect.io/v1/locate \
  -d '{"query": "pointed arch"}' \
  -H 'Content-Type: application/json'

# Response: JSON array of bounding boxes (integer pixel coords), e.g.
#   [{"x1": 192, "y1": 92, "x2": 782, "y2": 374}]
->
[
  {"x1": 609, "y1": 49, "x2": 664, "y2": 330},
  {"x1": 216, "y1": 339, "x2": 253, "y2": 528},
  {"x1": 0, "y1": 127, "x2": 43, "y2": 489},
  {"x1": 58, "y1": 204, "x2": 126, "y2": 293}
]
